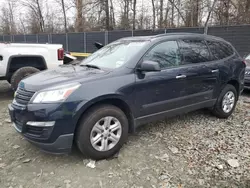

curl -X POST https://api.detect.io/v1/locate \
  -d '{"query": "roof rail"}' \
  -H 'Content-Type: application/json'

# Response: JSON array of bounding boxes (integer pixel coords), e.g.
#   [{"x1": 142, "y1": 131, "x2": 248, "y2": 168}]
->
[{"x1": 154, "y1": 32, "x2": 201, "y2": 38}]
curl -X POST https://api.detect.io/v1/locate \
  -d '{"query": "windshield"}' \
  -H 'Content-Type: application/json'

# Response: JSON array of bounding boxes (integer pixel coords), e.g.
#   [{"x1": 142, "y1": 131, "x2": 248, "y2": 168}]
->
[{"x1": 81, "y1": 40, "x2": 149, "y2": 69}]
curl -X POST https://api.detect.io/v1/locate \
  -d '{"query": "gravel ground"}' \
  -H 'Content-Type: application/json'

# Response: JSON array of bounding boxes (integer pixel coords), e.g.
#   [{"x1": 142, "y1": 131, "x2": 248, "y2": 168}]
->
[{"x1": 0, "y1": 81, "x2": 250, "y2": 188}]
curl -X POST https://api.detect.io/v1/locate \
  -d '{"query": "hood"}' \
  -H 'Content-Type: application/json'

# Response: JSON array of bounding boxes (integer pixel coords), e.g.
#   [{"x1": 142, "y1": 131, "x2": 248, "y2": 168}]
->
[{"x1": 21, "y1": 65, "x2": 110, "y2": 91}]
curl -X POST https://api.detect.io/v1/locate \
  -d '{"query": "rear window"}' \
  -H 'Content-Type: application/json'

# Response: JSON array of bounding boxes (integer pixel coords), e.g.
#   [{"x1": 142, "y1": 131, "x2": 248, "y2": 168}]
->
[
  {"x1": 178, "y1": 39, "x2": 211, "y2": 64},
  {"x1": 207, "y1": 40, "x2": 234, "y2": 60}
]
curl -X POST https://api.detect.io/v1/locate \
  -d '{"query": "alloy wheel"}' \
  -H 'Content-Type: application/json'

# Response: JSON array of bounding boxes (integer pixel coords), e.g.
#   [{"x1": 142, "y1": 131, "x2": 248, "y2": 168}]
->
[{"x1": 90, "y1": 116, "x2": 122, "y2": 151}]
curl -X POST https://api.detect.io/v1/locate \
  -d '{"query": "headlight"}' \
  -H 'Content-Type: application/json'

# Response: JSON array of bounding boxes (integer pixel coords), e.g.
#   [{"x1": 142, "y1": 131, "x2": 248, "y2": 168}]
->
[{"x1": 31, "y1": 83, "x2": 81, "y2": 103}]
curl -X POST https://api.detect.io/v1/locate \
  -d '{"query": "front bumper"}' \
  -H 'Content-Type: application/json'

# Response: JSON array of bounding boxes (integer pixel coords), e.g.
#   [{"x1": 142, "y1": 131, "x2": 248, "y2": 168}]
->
[{"x1": 8, "y1": 102, "x2": 77, "y2": 154}]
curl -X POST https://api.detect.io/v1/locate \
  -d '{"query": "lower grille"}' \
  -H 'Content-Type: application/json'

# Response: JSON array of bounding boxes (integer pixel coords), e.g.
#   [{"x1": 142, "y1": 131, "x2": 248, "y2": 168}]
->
[
  {"x1": 26, "y1": 126, "x2": 44, "y2": 136},
  {"x1": 15, "y1": 88, "x2": 35, "y2": 105}
]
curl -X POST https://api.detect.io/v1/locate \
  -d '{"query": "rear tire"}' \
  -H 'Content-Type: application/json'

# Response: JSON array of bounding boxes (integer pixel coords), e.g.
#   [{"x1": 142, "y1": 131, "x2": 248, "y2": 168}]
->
[
  {"x1": 10, "y1": 67, "x2": 40, "y2": 90},
  {"x1": 212, "y1": 84, "x2": 237, "y2": 118},
  {"x1": 76, "y1": 105, "x2": 128, "y2": 160}
]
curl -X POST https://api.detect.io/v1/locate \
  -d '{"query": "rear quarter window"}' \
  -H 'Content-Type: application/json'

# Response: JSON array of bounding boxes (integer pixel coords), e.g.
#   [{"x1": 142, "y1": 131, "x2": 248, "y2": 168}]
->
[{"x1": 207, "y1": 40, "x2": 234, "y2": 60}]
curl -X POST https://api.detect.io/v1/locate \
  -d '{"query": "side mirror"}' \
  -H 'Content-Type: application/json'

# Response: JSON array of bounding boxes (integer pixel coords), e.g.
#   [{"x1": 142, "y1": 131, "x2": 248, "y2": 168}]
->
[
  {"x1": 94, "y1": 42, "x2": 104, "y2": 49},
  {"x1": 139, "y1": 60, "x2": 161, "y2": 72}
]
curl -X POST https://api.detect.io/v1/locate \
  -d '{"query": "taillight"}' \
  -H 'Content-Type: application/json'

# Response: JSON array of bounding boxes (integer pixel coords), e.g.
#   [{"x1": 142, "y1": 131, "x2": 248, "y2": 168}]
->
[{"x1": 58, "y1": 48, "x2": 64, "y2": 60}]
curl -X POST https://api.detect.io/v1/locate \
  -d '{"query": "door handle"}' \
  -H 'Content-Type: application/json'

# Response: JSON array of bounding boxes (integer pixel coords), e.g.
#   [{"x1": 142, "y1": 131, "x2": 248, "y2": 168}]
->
[
  {"x1": 211, "y1": 69, "x2": 219, "y2": 73},
  {"x1": 176, "y1": 75, "x2": 186, "y2": 79}
]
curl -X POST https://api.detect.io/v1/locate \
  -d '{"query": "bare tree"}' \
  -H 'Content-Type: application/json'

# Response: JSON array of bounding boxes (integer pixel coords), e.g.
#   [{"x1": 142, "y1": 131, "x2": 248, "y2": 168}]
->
[
  {"x1": 28, "y1": 10, "x2": 41, "y2": 33},
  {"x1": 138, "y1": 2, "x2": 145, "y2": 29},
  {"x1": 60, "y1": 0, "x2": 68, "y2": 33},
  {"x1": 132, "y1": 0, "x2": 137, "y2": 30},
  {"x1": 110, "y1": 0, "x2": 115, "y2": 29},
  {"x1": 213, "y1": 0, "x2": 231, "y2": 25},
  {"x1": 177, "y1": 0, "x2": 180, "y2": 26},
  {"x1": 45, "y1": 1, "x2": 55, "y2": 33},
  {"x1": 151, "y1": 0, "x2": 156, "y2": 30},
  {"x1": 36, "y1": 0, "x2": 44, "y2": 31},
  {"x1": 192, "y1": 0, "x2": 200, "y2": 26},
  {"x1": 0, "y1": 7, "x2": 11, "y2": 34},
  {"x1": 171, "y1": 0, "x2": 175, "y2": 26},
  {"x1": 105, "y1": 0, "x2": 110, "y2": 30},
  {"x1": 75, "y1": 0, "x2": 84, "y2": 32},
  {"x1": 164, "y1": 1, "x2": 171, "y2": 27},
  {"x1": 1, "y1": 0, "x2": 250, "y2": 35},
  {"x1": 0, "y1": 0, "x2": 17, "y2": 35},
  {"x1": 204, "y1": 0, "x2": 218, "y2": 34},
  {"x1": 169, "y1": 0, "x2": 186, "y2": 26},
  {"x1": 120, "y1": 0, "x2": 130, "y2": 29},
  {"x1": 8, "y1": 0, "x2": 16, "y2": 34},
  {"x1": 96, "y1": 1, "x2": 104, "y2": 26},
  {"x1": 159, "y1": 0, "x2": 164, "y2": 28},
  {"x1": 21, "y1": 0, "x2": 45, "y2": 32},
  {"x1": 19, "y1": 16, "x2": 27, "y2": 34},
  {"x1": 245, "y1": 0, "x2": 250, "y2": 23}
]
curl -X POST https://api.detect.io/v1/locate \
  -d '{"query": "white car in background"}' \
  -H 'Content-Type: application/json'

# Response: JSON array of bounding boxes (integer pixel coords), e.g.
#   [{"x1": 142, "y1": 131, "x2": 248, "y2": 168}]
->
[{"x1": 0, "y1": 42, "x2": 65, "y2": 90}]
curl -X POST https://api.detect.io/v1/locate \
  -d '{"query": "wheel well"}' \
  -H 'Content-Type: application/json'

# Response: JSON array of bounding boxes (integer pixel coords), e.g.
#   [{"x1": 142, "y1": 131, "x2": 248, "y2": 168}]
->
[
  {"x1": 227, "y1": 80, "x2": 239, "y2": 97},
  {"x1": 76, "y1": 98, "x2": 135, "y2": 133},
  {"x1": 7, "y1": 56, "x2": 47, "y2": 77}
]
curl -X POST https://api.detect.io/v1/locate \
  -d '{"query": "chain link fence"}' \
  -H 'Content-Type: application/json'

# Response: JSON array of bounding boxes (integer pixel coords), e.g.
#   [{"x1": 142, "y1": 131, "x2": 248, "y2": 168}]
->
[{"x1": 0, "y1": 25, "x2": 250, "y2": 56}]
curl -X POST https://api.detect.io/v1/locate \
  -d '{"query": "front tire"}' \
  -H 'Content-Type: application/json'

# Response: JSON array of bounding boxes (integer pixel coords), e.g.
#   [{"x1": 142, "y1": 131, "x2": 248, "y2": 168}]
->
[
  {"x1": 76, "y1": 105, "x2": 129, "y2": 160},
  {"x1": 10, "y1": 67, "x2": 40, "y2": 90},
  {"x1": 212, "y1": 84, "x2": 237, "y2": 118}
]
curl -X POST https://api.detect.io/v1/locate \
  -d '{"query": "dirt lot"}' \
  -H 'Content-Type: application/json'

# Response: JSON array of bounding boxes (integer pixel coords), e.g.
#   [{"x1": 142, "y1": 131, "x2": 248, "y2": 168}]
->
[{"x1": 0, "y1": 81, "x2": 250, "y2": 188}]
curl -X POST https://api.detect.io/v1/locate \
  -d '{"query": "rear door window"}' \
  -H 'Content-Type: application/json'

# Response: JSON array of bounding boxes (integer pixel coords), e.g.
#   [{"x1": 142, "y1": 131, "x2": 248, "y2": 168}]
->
[
  {"x1": 178, "y1": 39, "x2": 211, "y2": 64},
  {"x1": 206, "y1": 40, "x2": 234, "y2": 60}
]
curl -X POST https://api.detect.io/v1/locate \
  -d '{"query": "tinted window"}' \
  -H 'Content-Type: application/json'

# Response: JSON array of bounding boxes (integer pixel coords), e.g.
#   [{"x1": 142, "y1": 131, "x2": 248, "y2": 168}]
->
[
  {"x1": 143, "y1": 41, "x2": 181, "y2": 69},
  {"x1": 207, "y1": 40, "x2": 234, "y2": 60},
  {"x1": 178, "y1": 40, "x2": 211, "y2": 64}
]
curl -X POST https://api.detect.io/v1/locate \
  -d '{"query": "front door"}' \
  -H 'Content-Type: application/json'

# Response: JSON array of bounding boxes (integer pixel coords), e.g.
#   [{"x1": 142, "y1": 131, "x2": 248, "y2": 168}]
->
[{"x1": 134, "y1": 40, "x2": 187, "y2": 118}]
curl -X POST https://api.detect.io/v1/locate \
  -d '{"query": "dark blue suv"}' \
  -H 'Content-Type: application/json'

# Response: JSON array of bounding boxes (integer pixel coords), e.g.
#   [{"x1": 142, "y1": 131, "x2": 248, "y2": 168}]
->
[{"x1": 8, "y1": 33, "x2": 245, "y2": 160}]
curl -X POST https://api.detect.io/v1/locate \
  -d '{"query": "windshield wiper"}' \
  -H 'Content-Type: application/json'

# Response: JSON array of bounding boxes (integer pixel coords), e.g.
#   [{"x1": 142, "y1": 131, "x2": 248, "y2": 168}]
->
[{"x1": 80, "y1": 64, "x2": 101, "y2": 70}]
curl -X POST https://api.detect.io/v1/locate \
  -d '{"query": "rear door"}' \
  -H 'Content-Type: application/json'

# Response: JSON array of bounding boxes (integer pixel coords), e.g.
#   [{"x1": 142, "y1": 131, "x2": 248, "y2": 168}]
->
[
  {"x1": 206, "y1": 40, "x2": 236, "y2": 97},
  {"x1": 177, "y1": 39, "x2": 219, "y2": 104}
]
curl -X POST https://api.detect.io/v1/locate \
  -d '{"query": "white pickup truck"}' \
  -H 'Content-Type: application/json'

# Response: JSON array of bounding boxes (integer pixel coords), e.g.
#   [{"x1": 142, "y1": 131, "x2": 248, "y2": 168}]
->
[{"x1": 0, "y1": 43, "x2": 65, "y2": 90}]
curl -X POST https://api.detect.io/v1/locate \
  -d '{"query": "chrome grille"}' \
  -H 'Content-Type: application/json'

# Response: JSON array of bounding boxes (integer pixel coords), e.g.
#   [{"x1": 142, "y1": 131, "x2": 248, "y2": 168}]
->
[{"x1": 15, "y1": 88, "x2": 35, "y2": 105}]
